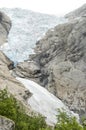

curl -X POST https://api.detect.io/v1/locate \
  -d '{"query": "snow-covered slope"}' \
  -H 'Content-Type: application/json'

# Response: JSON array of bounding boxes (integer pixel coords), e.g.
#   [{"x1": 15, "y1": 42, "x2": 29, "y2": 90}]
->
[
  {"x1": 16, "y1": 77, "x2": 72, "y2": 126},
  {"x1": 0, "y1": 8, "x2": 67, "y2": 63}
]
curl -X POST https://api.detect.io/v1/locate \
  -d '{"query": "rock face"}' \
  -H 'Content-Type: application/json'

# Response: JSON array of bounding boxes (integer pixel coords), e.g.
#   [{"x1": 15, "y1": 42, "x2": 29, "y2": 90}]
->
[
  {"x1": 0, "y1": 116, "x2": 15, "y2": 130},
  {"x1": 65, "y1": 4, "x2": 86, "y2": 19},
  {"x1": 0, "y1": 12, "x2": 11, "y2": 45},
  {"x1": 14, "y1": 6, "x2": 86, "y2": 117},
  {"x1": 0, "y1": 50, "x2": 32, "y2": 104}
]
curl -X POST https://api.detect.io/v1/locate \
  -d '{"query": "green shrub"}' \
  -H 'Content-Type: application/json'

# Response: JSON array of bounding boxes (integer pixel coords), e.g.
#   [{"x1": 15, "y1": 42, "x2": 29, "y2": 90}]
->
[
  {"x1": 81, "y1": 116, "x2": 86, "y2": 130},
  {"x1": 40, "y1": 111, "x2": 86, "y2": 130},
  {"x1": 55, "y1": 110, "x2": 83, "y2": 130},
  {"x1": 0, "y1": 89, "x2": 86, "y2": 130},
  {"x1": 0, "y1": 89, "x2": 46, "y2": 130}
]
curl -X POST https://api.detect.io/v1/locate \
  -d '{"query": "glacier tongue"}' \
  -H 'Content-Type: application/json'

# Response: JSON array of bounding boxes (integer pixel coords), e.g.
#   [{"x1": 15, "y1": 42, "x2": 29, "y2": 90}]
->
[
  {"x1": 0, "y1": 8, "x2": 67, "y2": 63},
  {"x1": 16, "y1": 77, "x2": 69, "y2": 125}
]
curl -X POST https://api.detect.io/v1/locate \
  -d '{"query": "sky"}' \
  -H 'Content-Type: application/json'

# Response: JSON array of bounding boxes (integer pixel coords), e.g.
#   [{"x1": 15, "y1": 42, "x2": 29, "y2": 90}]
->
[{"x1": 0, "y1": 0, "x2": 85, "y2": 15}]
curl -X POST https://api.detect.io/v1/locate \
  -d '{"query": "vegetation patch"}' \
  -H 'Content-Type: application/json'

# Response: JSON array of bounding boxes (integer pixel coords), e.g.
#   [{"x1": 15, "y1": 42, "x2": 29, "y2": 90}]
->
[
  {"x1": 0, "y1": 89, "x2": 86, "y2": 130},
  {"x1": 0, "y1": 89, "x2": 46, "y2": 130}
]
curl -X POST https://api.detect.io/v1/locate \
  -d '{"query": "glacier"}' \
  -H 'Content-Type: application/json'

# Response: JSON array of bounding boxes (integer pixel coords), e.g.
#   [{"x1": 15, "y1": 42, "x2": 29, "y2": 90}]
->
[{"x1": 0, "y1": 8, "x2": 67, "y2": 64}]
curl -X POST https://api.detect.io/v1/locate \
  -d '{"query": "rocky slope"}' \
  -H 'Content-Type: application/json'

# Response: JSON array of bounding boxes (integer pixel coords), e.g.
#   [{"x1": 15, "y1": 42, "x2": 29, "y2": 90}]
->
[
  {"x1": 14, "y1": 4, "x2": 86, "y2": 118},
  {"x1": 0, "y1": 11, "x2": 33, "y2": 129},
  {"x1": 0, "y1": 116, "x2": 15, "y2": 130},
  {"x1": 0, "y1": 50, "x2": 32, "y2": 106},
  {"x1": 65, "y1": 4, "x2": 86, "y2": 19}
]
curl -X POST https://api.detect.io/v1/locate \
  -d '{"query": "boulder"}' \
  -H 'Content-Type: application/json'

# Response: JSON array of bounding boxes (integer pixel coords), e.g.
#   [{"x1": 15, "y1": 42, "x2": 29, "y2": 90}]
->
[
  {"x1": 14, "y1": 61, "x2": 41, "y2": 78},
  {"x1": 0, "y1": 116, "x2": 15, "y2": 130}
]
